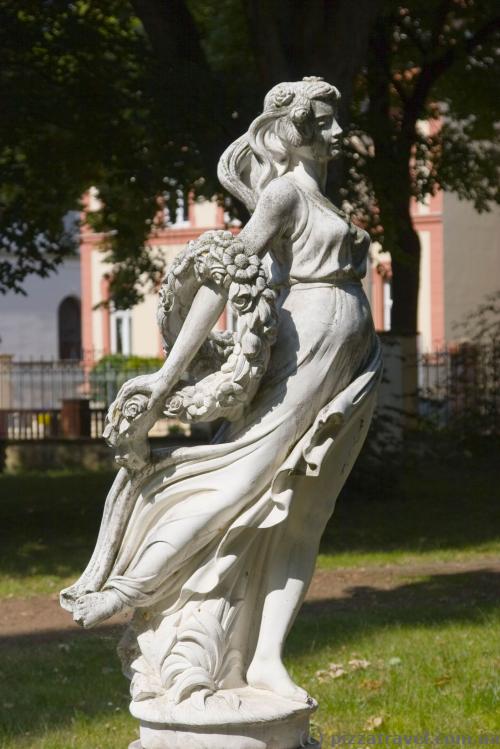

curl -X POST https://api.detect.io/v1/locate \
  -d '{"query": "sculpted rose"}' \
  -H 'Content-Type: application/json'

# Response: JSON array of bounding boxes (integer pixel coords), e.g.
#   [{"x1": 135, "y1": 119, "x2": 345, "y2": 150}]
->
[{"x1": 122, "y1": 394, "x2": 148, "y2": 421}]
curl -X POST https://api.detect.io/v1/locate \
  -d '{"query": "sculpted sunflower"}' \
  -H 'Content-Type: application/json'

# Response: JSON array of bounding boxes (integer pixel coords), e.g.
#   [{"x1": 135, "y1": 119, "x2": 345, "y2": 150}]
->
[{"x1": 222, "y1": 241, "x2": 260, "y2": 282}]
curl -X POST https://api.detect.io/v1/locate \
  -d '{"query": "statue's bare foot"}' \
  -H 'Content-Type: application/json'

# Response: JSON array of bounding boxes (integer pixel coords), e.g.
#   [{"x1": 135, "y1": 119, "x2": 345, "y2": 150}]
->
[
  {"x1": 73, "y1": 590, "x2": 125, "y2": 628},
  {"x1": 60, "y1": 580, "x2": 92, "y2": 612},
  {"x1": 246, "y1": 657, "x2": 309, "y2": 702}
]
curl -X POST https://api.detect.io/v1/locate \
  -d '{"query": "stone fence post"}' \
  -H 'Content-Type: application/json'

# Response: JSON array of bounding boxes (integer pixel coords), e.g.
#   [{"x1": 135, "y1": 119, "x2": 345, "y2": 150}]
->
[
  {"x1": 0, "y1": 354, "x2": 13, "y2": 410},
  {"x1": 377, "y1": 334, "x2": 419, "y2": 447},
  {"x1": 61, "y1": 399, "x2": 91, "y2": 438}
]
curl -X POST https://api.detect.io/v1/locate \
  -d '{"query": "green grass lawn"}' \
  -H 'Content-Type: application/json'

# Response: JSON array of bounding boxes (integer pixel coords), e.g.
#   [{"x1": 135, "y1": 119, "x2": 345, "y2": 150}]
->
[
  {"x1": 1, "y1": 606, "x2": 498, "y2": 747},
  {"x1": 0, "y1": 456, "x2": 499, "y2": 597},
  {"x1": 0, "y1": 471, "x2": 115, "y2": 598},
  {"x1": 318, "y1": 453, "x2": 500, "y2": 568},
  {"x1": 0, "y1": 455, "x2": 499, "y2": 747}
]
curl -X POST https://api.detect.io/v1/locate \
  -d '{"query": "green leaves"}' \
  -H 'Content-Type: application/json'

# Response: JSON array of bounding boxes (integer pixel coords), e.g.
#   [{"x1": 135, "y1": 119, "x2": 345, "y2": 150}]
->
[
  {"x1": 0, "y1": 1, "x2": 151, "y2": 293},
  {"x1": 2, "y1": 0, "x2": 499, "y2": 328}
]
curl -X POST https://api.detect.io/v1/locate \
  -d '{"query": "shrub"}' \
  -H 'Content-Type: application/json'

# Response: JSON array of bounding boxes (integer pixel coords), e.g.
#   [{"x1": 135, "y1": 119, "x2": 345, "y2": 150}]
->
[{"x1": 89, "y1": 355, "x2": 163, "y2": 405}]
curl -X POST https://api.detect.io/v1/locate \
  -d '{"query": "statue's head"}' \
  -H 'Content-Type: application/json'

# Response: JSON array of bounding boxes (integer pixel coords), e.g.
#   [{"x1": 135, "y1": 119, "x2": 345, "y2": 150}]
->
[
  {"x1": 261, "y1": 77, "x2": 341, "y2": 158},
  {"x1": 218, "y1": 76, "x2": 341, "y2": 211}
]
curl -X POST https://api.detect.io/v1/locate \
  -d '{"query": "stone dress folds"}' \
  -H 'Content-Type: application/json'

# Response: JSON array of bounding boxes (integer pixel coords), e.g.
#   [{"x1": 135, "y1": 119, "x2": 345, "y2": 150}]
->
[{"x1": 62, "y1": 176, "x2": 382, "y2": 690}]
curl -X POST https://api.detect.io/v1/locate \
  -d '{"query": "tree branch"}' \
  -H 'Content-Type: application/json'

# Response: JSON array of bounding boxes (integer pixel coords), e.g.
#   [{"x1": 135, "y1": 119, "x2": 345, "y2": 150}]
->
[
  {"x1": 406, "y1": 15, "x2": 500, "y2": 128},
  {"x1": 130, "y1": 0, "x2": 231, "y2": 147},
  {"x1": 131, "y1": 0, "x2": 207, "y2": 69},
  {"x1": 401, "y1": 22, "x2": 429, "y2": 57},
  {"x1": 391, "y1": 74, "x2": 410, "y2": 105},
  {"x1": 430, "y1": 0, "x2": 455, "y2": 48}
]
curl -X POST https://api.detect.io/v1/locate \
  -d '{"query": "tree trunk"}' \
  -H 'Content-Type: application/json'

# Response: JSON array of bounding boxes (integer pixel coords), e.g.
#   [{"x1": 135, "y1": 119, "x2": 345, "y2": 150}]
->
[
  {"x1": 390, "y1": 206, "x2": 421, "y2": 336},
  {"x1": 243, "y1": 0, "x2": 380, "y2": 121},
  {"x1": 376, "y1": 195, "x2": 421, "y2": 427},
  {"x1": 130, "y1": 0, "x2": 232, "y2": 171}
]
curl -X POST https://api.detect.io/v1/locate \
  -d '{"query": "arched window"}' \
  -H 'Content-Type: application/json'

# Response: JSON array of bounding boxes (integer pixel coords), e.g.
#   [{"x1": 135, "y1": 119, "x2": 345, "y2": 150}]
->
[{"x1": 58, "y1": 296, "x2": 82, "y2": 360}]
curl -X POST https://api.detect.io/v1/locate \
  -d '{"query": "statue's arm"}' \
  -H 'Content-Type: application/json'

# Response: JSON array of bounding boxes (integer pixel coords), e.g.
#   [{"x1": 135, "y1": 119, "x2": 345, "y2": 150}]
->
[
  {"x1": 156, "y1": 283, "x2": 226, "y2": 395},
  {"x1": 114, "y1": 282, "x2": 226, "y2": 411},
  {"x1": 141, "y1": 177, "x2": 297, "y2": 402},
  {"x1": 237, "y1": 176, "x2": 298, "y2": 255},
  {"x1": 105, "y1": 178, "x2": 298, "y2": 446}
]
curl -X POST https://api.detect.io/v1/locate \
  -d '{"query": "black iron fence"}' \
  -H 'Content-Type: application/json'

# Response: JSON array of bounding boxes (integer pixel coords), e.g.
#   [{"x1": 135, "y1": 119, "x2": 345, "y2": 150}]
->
[
  {"x1": 1, "y1": 341, "x2": 499, "y2": 441},
  {"x1": 0, "y1": 354, "x2": 162, "y2": 409},
  {"x1": 0, "y1": 354, "x2": 169, "y2": 440},
  {"x1": 418, "y1": 340, "x2": 500, "y2": 434},
  {"x1": 0, "y1": 406, "x2": 107, "y2": 440}
]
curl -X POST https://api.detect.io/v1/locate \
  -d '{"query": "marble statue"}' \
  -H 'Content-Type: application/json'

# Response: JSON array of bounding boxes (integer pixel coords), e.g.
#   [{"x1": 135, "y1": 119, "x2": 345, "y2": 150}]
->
[{"x1": 61, "y1": 76, "x2": 382, "y2": 749}]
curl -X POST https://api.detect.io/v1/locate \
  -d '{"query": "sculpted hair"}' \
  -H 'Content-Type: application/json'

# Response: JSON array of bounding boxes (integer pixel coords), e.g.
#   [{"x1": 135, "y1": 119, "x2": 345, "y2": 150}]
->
[{"x1": 217, "y1": 77, "x2": 340, "y2": 212}]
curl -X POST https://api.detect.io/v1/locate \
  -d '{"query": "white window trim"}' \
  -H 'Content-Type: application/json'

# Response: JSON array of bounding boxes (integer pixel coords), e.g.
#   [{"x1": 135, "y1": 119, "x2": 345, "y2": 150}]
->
[
  {"x1": 383, "y1": 280, "x2": 393, "y2": 332},
  {"x1": 110, "y1": 309, "x2": 133, "y2": 356}
]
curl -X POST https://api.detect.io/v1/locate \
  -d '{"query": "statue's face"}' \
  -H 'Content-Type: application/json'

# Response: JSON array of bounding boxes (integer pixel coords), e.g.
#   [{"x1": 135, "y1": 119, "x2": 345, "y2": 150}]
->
[
  {"x1": 310, "y1": 100, "x2": 343, "y2": 162},
  {"x1": 291, "y1": 100, "x2": 342, "y2": 164}
]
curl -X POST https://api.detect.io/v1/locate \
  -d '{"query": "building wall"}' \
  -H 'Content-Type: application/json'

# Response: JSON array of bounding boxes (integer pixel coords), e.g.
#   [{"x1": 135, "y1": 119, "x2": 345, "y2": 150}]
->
[
  {"x1": 82, "y1": 197, "x2": 228, "y2": 360},
  {"x1": 442, "y1": 194, "x2": 500, "y2": 341},
  {"x1": 413, "y1": 188, "x2": 445, "y2": 351},
  {"x1": 131, "y1": 290, "x2": 162, "y2": 357},
  {"x1": 0, "y1": 257, "x2": 81, "y2": 359},
  {"x1": 369, "y1": 188, "x2": 499, "y2": 350}
]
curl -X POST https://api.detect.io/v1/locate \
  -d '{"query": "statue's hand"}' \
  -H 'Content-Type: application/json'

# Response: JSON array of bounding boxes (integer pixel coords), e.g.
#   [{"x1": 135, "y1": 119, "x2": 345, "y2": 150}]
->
[
  {"x1": 115, "y1": 372, "x2": 168, "y2": 412},
  {"x1": 103, "y1": 372, "x2": 169, "y2": 449}
]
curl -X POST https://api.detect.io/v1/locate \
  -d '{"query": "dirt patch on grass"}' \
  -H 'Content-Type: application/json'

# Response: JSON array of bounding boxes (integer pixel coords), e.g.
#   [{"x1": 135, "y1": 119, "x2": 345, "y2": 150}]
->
[
  {"x1": 306, "y1": 557, "x2": 500, "y2": 613},
  {"x1": 0, "y1": 594, "x2": 131, "y2": 645},
  {"x1": 1, "y1": 557, "x2": 498, "y2": 646}
]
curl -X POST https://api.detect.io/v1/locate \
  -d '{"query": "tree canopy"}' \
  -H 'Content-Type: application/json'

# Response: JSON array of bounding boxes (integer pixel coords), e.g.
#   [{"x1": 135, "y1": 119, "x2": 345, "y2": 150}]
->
[
  {"x1": 1, "y1": 0, "x2": 499, "y2": 332},
  {"x1": 351, "y1": 0, "x2": 500, "y2": 332}
]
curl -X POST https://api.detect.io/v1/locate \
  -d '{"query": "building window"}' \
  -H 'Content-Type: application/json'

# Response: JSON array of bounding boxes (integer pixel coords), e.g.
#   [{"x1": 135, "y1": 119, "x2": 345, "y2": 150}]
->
[
  {"x1": 58, "y1": 296, "x2": 82, "y2": 360},
  {"x1": 111, "y1": 310, "x2": 132, "y2": 355},
  {"x1": 383, "y1": 280, "x2": 393, "y2": 332},
  {"x1": 163, "y1": 188, "x2": 189, "y2": 227}
]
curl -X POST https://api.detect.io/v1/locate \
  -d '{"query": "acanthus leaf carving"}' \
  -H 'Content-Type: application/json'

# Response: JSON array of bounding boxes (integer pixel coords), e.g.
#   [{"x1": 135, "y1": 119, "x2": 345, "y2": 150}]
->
[{"x1": 127, "y1": 598, "x2": 243, "y2": 708}]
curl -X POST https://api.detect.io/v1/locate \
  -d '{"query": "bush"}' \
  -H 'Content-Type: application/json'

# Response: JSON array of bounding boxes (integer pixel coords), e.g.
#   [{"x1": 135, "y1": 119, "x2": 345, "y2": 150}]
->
[
  {"x1": 89, "y1": 354, "x2": 163, "y2": 405},
  {"x1": 91, "y1": 354, "x2": 164, "y2": 373}
]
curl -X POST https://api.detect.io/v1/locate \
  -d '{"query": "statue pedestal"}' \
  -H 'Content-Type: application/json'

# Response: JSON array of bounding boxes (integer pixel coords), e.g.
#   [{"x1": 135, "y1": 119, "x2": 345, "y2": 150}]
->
[{"x1": 127, "y1": 686, "x2": 318, "y2": 749}]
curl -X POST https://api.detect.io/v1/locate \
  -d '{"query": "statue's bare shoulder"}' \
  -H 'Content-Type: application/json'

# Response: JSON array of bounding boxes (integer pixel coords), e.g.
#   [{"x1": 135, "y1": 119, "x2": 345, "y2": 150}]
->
[
  {"x1": 239, "y1": 176, "x2": 300, "y2": 251},
  {"x1": 258, "y1": 175, "x2": 300, "y2": 216}
]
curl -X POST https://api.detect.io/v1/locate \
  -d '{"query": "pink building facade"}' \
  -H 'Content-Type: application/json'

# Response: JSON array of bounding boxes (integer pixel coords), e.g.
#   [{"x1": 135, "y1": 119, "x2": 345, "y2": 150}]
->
[
  {"x1": 81, "y1": 186, "x2": 500, "y2": 360},
  {"x1": 369, "y1": 185, "x2": 500, "y2": 352},
  {"x1": 80, "y1": 194, "x2": 229, "y2": 362},
  {"x1": 369, "y1": 188, "x2": 445, "y2": 350}
]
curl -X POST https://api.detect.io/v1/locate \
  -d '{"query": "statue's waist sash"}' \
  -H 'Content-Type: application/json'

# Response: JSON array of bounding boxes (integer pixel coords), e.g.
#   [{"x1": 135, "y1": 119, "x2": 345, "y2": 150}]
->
[{"x1": 286, "y1": 277, "x2": 362, "y2": 289}]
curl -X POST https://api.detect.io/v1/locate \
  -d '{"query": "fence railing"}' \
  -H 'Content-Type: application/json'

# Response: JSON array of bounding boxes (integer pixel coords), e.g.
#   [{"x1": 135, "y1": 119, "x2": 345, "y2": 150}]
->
[
  {"x1": 418, "y1": 340, "x2": 500, "y2": 433},
  {"x1": 0, "y1": 406, "x2": 107, "y2": 440},
  {"x1": 0, "y1": 355, "x2": 170, "y2": 440},
  {"x1": 0, "y1": 341, "x2": 498, "y2": 441},
  {"x1": 0, "y1": 355, "x2": 163, "y2": 410}
]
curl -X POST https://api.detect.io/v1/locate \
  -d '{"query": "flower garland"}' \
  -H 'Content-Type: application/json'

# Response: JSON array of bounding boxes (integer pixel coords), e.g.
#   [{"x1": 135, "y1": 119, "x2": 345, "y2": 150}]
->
[{"x1": 157, "y1": 230, "x2": 278, "y2": 422}]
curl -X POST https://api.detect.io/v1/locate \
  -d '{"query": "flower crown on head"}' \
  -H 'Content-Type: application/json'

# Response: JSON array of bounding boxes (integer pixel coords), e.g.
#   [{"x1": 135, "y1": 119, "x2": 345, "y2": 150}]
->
[
  {"x1": 264, "y1": 76, "x2": 339, "y2": 127},
  {"x1": 271, "y1": 85, "x2": 295, "y2": 109}
]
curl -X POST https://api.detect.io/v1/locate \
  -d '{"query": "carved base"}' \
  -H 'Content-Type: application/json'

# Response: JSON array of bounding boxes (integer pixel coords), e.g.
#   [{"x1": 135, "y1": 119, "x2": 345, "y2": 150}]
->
[
  {"x1": 127, "y1": 686, "x2": 318, "y2": 749},
  {"x1": 128, "y1": 721, "x2": 320, "y2": 749}
]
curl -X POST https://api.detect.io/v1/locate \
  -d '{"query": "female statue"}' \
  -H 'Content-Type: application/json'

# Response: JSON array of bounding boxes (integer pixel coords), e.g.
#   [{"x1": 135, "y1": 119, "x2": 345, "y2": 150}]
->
[{"x1": 61, "y1": 76, "x2": 381, "y2": 730}]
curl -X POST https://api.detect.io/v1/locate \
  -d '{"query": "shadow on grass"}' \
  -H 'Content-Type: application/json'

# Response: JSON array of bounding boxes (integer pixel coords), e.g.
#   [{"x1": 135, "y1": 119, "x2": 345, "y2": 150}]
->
[
  {"x1": 0, "y1": 633, "x2": 133, "y2": 743},
  {"x1": 0, "y1": 471, "x2": 114, "y2": 584},
  {"x1": 1, "y1": 458, "x2": 499, "y2": 589},
  {"x1": 287, "y1": 567, "x2": 500, "y2": 658},
  {"x1": 320, "y1": 458, "x2": 500, "y2": 556},
  {"x1": 0, "y1": 568, "x2": 499, "y2": 741}
]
